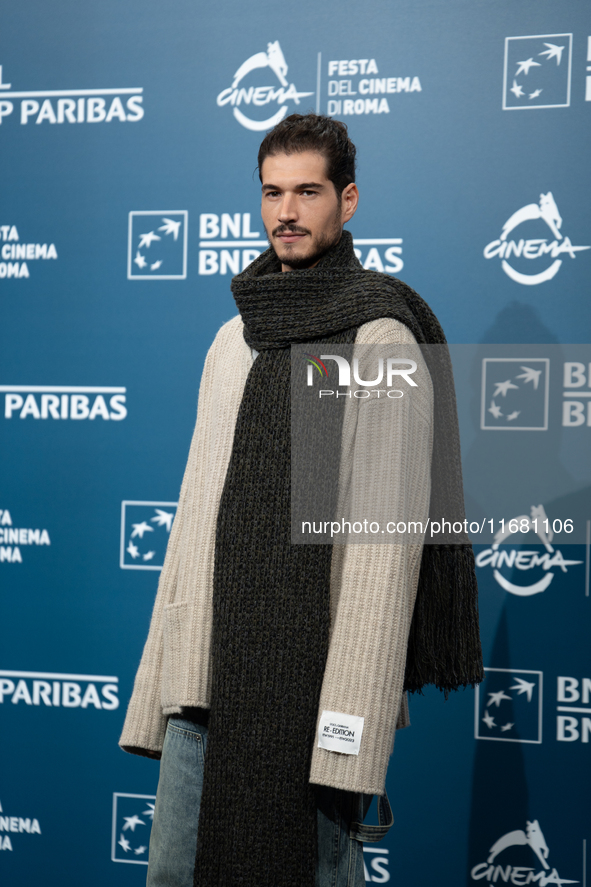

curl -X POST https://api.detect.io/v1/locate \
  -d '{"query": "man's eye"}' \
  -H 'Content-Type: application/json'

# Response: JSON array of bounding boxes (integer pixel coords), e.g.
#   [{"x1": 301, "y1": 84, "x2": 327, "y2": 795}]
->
[
  {"x1": 265, "y1": 191, "x2": 280, "y2": 198},
  {"x1": 301, "y1": 190, "x2": 317, "y2": 197}
]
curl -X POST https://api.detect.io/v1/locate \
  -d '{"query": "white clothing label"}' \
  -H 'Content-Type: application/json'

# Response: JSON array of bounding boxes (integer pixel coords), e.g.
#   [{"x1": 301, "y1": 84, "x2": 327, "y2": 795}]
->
[{"x1": 317, "y1": 710, "x2": 364, "y2": 756}]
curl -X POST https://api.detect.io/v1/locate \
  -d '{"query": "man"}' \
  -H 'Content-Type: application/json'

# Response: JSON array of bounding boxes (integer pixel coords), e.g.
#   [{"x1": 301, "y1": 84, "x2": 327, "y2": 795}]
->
[{"x1": 120, "y1": 114, "x2": 482, "y2": 887}]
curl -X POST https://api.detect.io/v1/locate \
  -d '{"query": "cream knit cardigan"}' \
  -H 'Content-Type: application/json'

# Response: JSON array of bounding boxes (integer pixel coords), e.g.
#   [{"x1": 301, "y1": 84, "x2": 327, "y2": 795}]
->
[{"x1": 120, "y1": 314, "x2": 433, "y2": 796}]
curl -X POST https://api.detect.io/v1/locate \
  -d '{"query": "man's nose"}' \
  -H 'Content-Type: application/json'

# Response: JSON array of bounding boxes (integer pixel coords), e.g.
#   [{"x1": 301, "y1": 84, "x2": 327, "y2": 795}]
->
[{"x1": 278, "y1": 193, "x2": 297, "y2": 222}]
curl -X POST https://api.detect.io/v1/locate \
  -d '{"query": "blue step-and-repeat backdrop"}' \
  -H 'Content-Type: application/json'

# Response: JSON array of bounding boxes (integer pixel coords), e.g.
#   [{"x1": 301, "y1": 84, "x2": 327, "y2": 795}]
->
[{"x1": 1, "y1": 1, "x2": 590, "y2": 884}]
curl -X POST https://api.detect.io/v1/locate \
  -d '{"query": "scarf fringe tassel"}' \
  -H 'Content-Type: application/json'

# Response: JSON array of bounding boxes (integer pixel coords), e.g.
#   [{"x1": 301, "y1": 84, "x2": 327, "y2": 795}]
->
[{"x1": 404, "y1": 545, "x2": 485, "y2": 698}]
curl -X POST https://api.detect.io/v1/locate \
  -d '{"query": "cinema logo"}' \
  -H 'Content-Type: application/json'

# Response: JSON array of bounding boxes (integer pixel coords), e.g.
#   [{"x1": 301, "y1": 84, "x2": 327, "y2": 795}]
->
[
  {"x1": 484, "y1": 192, "x2": 589, "y2": 285},
  {"x1": 216, "y1": 41, "x2": 314, "y2": 132},
  {"x1": 0, "y1": 507, "x2": 50, "y2": 565},
  {"x1": 470, "y1": 819, "x2": 577, "y2": 886},
  {"x1": 0, "y1": 224, "x2": 57, "y2": 280},
  {"x1": 2, "y1": 385, "x2": 127, "y2": 420},
  {"x1": 0, "y1": 798, "x2": 42, "y2": 853},
  {"x1": 0, "y1": 670, "x2": 119, "y2": 710},
  {"x1": 0, "y1": 64, "x2": 143, "y2": 125},
  {"x1": 474, "y1": 504, "x2": 582, "y2": 597}
]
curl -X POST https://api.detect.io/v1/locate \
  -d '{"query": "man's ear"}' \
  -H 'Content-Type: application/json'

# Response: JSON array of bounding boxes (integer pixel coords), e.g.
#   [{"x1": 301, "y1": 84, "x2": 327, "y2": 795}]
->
[{"x1": 341, "y1": 183, "x2": 359, "y2": 224}]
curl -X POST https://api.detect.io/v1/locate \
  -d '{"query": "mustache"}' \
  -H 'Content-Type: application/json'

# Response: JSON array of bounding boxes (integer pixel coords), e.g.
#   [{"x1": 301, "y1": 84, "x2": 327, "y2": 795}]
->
[{"x1": 272, "y1": 225, "x2": 311, "y2": 237}]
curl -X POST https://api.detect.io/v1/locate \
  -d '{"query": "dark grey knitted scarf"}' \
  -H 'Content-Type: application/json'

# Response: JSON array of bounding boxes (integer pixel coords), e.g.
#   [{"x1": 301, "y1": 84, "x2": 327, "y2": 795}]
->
[{"x1": 193, "y1": 230, "x2": 483, "y2": 887}]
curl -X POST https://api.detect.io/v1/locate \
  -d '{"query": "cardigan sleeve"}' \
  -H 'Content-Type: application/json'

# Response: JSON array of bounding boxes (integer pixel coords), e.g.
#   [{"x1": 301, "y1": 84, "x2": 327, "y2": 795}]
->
[
  {"x1": 309, "y1": 318, "x2": 433, "y2": 795},
  {"x1": 118, "y1": 327, "x2": 225, "y2": 758}
]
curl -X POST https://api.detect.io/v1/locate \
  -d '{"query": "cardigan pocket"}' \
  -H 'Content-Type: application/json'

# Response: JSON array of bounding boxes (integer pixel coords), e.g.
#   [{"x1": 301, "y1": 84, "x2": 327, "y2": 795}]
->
[{"x1": 161, "y1": 601, "x2": 189, "y2": 709}]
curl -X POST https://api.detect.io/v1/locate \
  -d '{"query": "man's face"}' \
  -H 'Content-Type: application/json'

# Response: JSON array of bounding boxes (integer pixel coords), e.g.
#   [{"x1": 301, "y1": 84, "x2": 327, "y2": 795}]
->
[{"x1": 260, "y1": 150, "x2": 358, "y2": 271}]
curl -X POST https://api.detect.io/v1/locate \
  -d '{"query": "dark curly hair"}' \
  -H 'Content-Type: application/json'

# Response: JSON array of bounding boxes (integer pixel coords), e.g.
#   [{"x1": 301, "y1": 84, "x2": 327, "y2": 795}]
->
[{"x1": 257, "y1": 113, "x2": 357, "y2": 198}]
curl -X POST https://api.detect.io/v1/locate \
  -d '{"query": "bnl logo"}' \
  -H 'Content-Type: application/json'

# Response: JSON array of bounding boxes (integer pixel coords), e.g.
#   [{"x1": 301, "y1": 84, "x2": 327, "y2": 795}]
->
[
  {"x1": 475, "y1": 668, "x2": 543, "y2": 743},
  {"x1": 503, "y1": 34, "x2": 572, "y2": 109},
  {"x1": 111, "y1": 793, "x2": 155, "y2": 865},
  {"x1": 127, "y1": 212, "x2": 188, "y2": 280},
  {"x1": 120, "y1": 501, "x2": 178, "y2": 570},
  {"x1": 481, "y1": 359, "x2": 549, "y2": 430}
]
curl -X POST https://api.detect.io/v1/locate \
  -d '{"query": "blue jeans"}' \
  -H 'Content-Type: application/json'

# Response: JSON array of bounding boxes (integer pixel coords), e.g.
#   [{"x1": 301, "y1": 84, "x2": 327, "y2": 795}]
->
[{"x1": 146, "y1": 716, "x2": 379, "y2": 887}]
